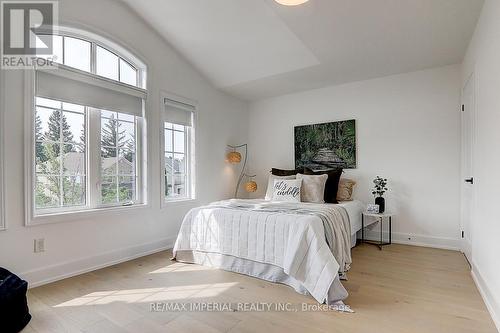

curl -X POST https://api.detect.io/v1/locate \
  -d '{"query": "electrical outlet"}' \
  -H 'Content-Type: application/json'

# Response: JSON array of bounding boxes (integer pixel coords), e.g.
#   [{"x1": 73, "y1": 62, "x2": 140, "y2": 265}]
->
[{"x1": 34, "y1": 238, "x2": 45, "y2": 253}]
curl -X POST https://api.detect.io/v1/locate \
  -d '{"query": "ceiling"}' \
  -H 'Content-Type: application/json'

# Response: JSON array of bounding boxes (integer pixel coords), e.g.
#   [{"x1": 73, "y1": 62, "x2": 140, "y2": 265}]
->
[{"x1": 123, "y1": 0, "x2": 484, "y2": 101}]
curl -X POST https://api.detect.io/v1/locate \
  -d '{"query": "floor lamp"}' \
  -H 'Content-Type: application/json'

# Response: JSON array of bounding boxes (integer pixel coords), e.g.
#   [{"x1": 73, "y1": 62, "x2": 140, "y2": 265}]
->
[{"x1": 226, "y1": 144, "x2": 257, "y2": 198}]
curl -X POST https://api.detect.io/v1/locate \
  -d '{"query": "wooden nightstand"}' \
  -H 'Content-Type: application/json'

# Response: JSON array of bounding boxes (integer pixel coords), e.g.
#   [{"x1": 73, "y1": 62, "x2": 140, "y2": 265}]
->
[{"x1": 361, "y1": 212, "x2": 394, "y2": 250}]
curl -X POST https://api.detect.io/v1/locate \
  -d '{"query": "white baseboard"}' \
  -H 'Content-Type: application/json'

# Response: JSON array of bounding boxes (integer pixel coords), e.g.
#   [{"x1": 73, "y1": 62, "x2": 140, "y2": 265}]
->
[
  {"x1": 471, "y1": 264, "x2": 500, "y2": 332},
  {"x1": 23, "y1": 237, "x2": 176, "y2": 288},
  {"x1": 362, "y1": 230, "x2": 460, "y2": 251}
]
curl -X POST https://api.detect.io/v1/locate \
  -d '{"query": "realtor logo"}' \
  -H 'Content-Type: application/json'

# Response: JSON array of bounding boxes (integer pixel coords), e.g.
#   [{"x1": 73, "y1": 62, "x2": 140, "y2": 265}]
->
[{"x1": 1, "y1": 1, "x2": 58, "y2": 68}]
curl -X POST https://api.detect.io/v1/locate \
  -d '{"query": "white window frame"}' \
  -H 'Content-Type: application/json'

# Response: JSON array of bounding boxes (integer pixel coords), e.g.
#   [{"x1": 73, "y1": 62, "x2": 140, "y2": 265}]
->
[
  {"x1": 160, "y1": 92, "x2": 196, "y2": 206},
  {"x1": 36, "y1": 26, "x2": 147, "y2": 89},
  {"x1": 0, "y1": 71, "x2": 5, "y2": 230},
  {"x1": 96, "y1": 109, "x2": 144, "y2": 208},
  {"x1": 24, "y1": 27, "x2": 149, "y2": 226}
]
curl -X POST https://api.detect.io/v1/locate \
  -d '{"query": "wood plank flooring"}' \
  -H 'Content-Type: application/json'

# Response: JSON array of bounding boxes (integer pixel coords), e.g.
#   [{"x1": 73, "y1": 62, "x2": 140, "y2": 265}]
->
[{"x1": 25, "y1": 244, "x2": 497, "y2": 333}]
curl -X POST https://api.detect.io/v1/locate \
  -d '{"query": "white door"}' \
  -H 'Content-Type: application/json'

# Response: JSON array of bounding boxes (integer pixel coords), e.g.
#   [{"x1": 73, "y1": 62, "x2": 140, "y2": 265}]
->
[{"x1": 461, "y1": 74, "x2": 475, "y2": 265}]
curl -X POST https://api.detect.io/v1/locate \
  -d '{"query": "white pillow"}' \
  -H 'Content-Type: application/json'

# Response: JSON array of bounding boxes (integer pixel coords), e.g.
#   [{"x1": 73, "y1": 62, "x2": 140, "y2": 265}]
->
[
  {"x1": 296, "y1": 173, "x2": 328, "y2": 203},
  {"x1": 265, "y1": 174, "x2": 296, "y2": 200},
  {"x1": 272, "y1": 179, "x2": 302, "y2": 202}
]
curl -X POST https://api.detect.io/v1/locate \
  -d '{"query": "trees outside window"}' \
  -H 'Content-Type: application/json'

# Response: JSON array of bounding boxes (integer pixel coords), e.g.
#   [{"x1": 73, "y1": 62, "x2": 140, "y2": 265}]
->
[
  {"x1": 29, "y1": 29, "x2": 146, "y2": 221},
  {"x1": 35, "y1": 98, "x2": 86, "y2": 209},
  {"x1": 164, "y1": 122, "x2": 189, "y2": 200},
  {"x1": 100, "y1": 111, "x2": 137, "y2": 205},
  {"x1": 34, "y1": 98, "x2": 139, "y2": 212}
]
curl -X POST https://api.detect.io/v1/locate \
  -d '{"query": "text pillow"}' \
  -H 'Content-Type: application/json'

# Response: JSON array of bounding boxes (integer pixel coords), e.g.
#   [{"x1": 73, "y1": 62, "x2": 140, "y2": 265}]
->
[
  {"x1": 272, "y1": 179, "x2": 302, "y2": 202},
  {"x1": 296, "y1": 173, "x2": 328, "y2": 203},
  {"x1": 265, "y1": 174, "x2": 296, "y2": 200}
]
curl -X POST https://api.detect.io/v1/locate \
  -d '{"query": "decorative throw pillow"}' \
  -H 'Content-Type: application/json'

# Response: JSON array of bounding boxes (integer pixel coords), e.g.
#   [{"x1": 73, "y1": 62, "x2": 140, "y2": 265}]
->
[
  {"x1": 296, "y1": 174, "x2": 328, "y2": 203},
  {"x1": 265, "y1": 174, "x2": 296, "y2": 200},
  {"x1": 271, "y1": 167, "x2": 304, "y2": 177},
  {"x1": 337, "y1": 178, "x2": 356, "y2": 201},
  {"x1": 304, "y1": 168, "x2": 343, "y2": 204},
  {"x1": 271, "y1": 179, "x2": 302, "y2": 202}
]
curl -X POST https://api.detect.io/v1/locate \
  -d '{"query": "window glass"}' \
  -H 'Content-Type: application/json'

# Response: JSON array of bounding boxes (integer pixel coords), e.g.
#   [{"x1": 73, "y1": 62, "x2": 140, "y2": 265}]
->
[
  {"x1": 100, "y1": 111, "x2": 137, "y2": 205},
  {"x1": 96, "y1": 46, "x2": 119, "y2": 80},
  {"x1": 164, "y1": 122, "x2": 189, "y2": 200},
  {"x1": 53, "y1": 35, "x2": 63, "y2": 64},
  {"x1": 174, "y1": 130, "x2": 185, "y2": 153},
  {"x1": 119, "y1": 59, "x2": 137, "y2": 86},
  {"x1": 31, "y1": 32, "x2": 146, "y2": 218},
  {"x1": 36, "y1": 35, "x2": 63, "y2": 63},
  {"x1": 35, "y1": 97, "x2": 87, "y2": 210},
  {"x1": 63, "y1": 37, "x2": 91, "y2": 71},
  {"x1": 36, "y1": 33, "x2": 142, "y2": 88}
]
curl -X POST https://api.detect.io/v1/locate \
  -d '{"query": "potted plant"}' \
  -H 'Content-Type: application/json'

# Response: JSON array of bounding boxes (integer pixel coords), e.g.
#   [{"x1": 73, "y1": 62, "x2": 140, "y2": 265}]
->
[{"x1": 372, "y1": 176, "x2": 388, "y2": 213}]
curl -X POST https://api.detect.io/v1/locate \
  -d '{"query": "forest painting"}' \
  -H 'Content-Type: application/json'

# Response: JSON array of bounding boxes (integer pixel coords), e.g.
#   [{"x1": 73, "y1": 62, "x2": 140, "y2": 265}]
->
[{"x1": 294, "y1": 119, "x2": 356, "y2": 170}]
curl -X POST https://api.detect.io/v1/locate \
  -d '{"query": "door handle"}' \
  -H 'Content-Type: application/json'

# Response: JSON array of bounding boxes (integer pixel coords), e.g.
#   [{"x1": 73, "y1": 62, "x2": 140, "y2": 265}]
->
[{"x1": 465, "y1": 178, "x2": 474, "y2": 184}]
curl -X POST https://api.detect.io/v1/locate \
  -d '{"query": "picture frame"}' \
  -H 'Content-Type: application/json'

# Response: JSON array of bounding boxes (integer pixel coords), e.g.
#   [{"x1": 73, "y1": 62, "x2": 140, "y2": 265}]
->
[
  {"x1": 366, "y1": 204, "x2": 380, "y2": 214},
  {"x1": 294, "y1": 119, "x2": 356, "y2": 170}
]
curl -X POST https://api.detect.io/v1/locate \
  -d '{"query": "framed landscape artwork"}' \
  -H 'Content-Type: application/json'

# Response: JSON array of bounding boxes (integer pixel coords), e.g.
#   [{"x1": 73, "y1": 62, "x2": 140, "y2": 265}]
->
[{"x1": 294, "y1": 119, "x2": 356, "y2": 170}]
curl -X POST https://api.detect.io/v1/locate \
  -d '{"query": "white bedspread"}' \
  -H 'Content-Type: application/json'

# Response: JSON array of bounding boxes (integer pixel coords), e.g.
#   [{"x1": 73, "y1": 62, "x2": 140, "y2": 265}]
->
[
  {"x1": 337, "y1": 200, "x2": 365, "y2": 236},
  {"x1": 173, "y1": 199, "x2": 352, "y2": 304}
]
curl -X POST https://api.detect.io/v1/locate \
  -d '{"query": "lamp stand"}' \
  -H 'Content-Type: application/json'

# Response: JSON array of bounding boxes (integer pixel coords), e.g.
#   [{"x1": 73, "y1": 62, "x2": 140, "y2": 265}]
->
[{"x1": 228, "y1": 144, "x2": 248, "y2": 198}]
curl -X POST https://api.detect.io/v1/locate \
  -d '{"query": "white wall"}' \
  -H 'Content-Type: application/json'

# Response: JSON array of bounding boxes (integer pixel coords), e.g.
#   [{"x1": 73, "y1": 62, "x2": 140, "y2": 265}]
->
[
  {"x1": 461, "y1": 0, "x2": 500, "y2": 329},
  {"x1": 248, "y1": 65, "x2": 462, "y2": 249},
  {"x1": 0, "y1": 0, "x2": 248, "y2": 286}
]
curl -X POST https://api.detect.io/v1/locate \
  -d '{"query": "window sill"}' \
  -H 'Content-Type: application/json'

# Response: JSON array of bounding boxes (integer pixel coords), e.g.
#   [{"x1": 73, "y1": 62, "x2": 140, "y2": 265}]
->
[
  {"x1": 162, "y1": 198, "x2": 198, "y2": 208},
  {"x1": 26, "y1": 203, "x2": 149, "y2": 227}
]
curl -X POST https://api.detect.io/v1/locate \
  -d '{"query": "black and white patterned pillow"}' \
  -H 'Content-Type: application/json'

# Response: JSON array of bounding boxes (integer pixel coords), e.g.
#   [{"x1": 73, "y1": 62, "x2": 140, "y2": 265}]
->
[{"x1": 272, "y1": 179, "x2": 302, "y2": 202}]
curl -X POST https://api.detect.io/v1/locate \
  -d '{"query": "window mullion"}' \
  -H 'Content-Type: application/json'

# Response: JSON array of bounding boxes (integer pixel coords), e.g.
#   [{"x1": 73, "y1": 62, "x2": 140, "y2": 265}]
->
[
  {"x1": 115, "y1": 119, "x2": 119, "y2": 203},
  {"x1": 87, "y1": 108, "x2": 100, "y2": 208},
  {"x1": 135, "y1": 117, "x2": 142, "y2": 203},
  {"x1": 118, "y1": 58, "x2": 121, "y2": 82},
  {"x1": 62, "y1": 36, "x2": 65, "y2": 64},
  {"x1": 90, "y1": 41, "x2": 97, "y2": 75},
  {"x1": 170, "y1": 129, "x2": 174, "y2": 197},
  {"x1": 185, "y1": 126, "x2": 190, "y2": 198},
  {"x1": 59, "y1": 106, "x2": 64, "y2": 207}
]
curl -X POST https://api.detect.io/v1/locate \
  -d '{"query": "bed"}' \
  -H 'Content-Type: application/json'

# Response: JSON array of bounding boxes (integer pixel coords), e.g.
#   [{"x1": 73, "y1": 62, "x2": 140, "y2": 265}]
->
[{"x1": 173, "y1": 198, "x2": 365, "y2": 305}]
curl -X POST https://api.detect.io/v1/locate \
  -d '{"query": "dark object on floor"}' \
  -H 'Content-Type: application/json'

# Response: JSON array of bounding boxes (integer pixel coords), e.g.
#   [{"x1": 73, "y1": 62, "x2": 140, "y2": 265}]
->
[{"x1": 0, "y1": 267, "x2": 31, "y2": 333}]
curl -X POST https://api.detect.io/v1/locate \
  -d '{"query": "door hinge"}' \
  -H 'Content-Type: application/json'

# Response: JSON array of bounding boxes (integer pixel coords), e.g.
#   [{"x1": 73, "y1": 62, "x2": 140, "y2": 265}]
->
[
  {"x1": 461, "y1": 104, "x2": 465, "y2": 112},
  {"x1": 461, "y1": 231, "x2": 465, "y2": 238}
]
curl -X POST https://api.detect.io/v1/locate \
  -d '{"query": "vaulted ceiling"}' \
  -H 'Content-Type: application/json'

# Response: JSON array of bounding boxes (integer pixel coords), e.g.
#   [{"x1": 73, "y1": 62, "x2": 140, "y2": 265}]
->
[{"x1": 123, "y1": 0, "x2": 483, "y2": 101}]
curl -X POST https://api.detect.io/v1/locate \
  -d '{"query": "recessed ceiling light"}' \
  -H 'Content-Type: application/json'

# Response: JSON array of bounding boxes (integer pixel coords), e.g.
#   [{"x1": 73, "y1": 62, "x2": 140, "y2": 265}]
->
[{"x1": 274, "y1": 0, "x2": 309, "y2": 6}]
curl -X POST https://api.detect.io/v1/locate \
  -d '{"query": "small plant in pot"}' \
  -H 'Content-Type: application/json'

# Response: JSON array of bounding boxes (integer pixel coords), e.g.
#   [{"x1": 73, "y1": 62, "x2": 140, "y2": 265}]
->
[{"x1": 372, "y1": 176, "x2": 388, "y2": 213}]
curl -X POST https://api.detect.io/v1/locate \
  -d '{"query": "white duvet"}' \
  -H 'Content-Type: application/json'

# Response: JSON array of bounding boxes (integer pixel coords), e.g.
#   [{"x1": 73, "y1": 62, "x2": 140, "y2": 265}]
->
[{"x1": 173, "y1": 199, "x2": 352, "y2": 304}]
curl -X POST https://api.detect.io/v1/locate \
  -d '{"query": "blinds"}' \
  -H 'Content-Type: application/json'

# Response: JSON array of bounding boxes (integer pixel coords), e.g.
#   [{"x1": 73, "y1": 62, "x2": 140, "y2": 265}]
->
[
  {"x1": 36, "y1": 65, "x2": 147, "y2": 117},
  {"x1": 164, "y1": 98, "x2": 195, "y2": 127}
]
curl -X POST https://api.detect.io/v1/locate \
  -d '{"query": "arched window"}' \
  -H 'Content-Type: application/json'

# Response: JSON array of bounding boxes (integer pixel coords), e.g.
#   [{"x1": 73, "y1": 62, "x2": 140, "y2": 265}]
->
[
  {"x1": 36, "y1": 27, "x2": 146, "y2": 88},
  {"x1": 26, "y1": 27, "x2": 148, "y2": 224}
]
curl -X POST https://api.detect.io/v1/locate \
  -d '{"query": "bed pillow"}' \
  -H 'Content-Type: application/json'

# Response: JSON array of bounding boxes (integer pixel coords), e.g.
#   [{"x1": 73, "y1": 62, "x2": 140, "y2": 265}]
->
[
  {"x1": 296, "y1": 174, "x2": 328, "y2": 203},
  {"x1": 304, "y1": 168, "x2": 343, "y2": 204},
  {"x1": 337, "y1": 178, "x2": 356, "y2": 201},
  {"x1": 265, "y1": 174, "x2": 296, "y2": 200},
  {"x1": 271, "y1": 179, "x2": 302, "y2": 202},
  {"x1": 271, "y1": 167, "x2": 304, "y2": 176}
]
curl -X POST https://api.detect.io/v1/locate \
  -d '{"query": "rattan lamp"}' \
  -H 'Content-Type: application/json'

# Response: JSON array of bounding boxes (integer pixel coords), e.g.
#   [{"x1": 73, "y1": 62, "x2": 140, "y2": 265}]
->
[
  {"x1": 244, "y1": 178, "x2": 258, "y2": 193},
  {"x1": 226, "y1": 144, "x2": 257, "y2": 197},
  {"x1": 226, "y1": 151, "x2": 242, "y2": 164}
]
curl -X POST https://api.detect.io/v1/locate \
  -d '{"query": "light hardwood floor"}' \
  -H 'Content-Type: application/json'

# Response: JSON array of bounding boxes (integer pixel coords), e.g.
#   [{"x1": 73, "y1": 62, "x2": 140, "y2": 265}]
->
[{"x1": 25, "y1": 244, "x2": 497, "y2": 333}]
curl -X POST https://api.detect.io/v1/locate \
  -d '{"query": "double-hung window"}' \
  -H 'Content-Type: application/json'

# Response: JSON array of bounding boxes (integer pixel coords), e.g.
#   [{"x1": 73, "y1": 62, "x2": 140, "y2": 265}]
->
[
  {"x1": 162, "y1": 96, "x2": 195, "y2": 202},
  {"x1": 27, "y1": 29, "x2": 147, "y2": 224}
]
